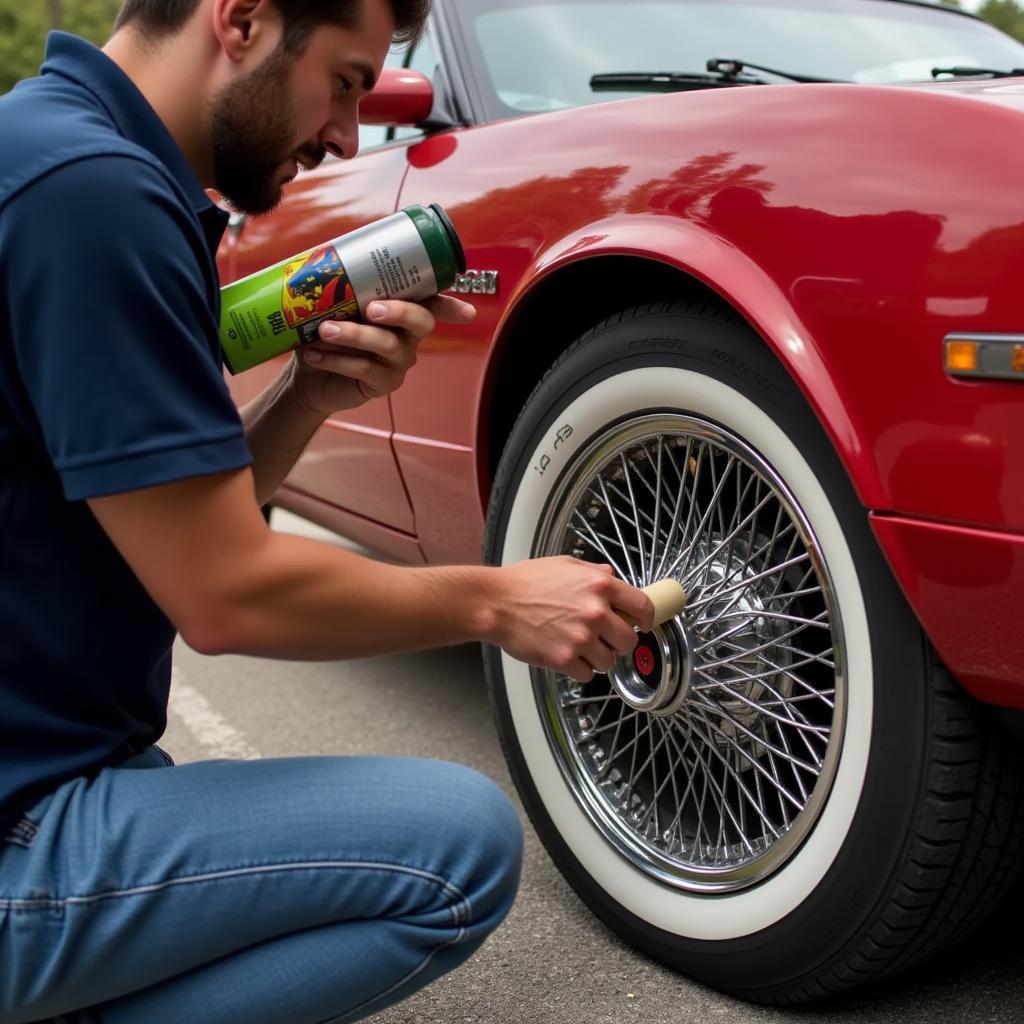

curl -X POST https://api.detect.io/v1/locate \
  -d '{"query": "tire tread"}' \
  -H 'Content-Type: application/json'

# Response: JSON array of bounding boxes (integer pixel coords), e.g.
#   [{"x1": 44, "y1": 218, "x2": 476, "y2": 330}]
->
[{"x1": 757, "y1": 654, "x2": 1024, "y2": 1005}]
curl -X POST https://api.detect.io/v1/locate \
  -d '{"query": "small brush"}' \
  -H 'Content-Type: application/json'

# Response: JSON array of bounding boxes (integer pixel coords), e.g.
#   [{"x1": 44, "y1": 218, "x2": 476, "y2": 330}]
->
[{"x1": 620, "y1": 578, "x2": 687, "y2": 630}]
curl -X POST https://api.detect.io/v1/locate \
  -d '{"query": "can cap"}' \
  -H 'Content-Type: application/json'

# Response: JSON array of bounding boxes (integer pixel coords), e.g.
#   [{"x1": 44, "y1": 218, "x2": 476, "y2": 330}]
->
[{"x1": 429, "y1": 203, "x2": 466, "y2": 274}]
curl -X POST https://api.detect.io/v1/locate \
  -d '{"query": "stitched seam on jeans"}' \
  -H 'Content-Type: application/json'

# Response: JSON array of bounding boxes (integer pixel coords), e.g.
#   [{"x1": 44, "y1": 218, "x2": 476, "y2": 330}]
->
[
  {"x1": 448, "y1": 888, "x2": 471, "y2": 928},
  {"x1": 318, "y1": 924, "x2": 469, "y2": 1024},
  {"x1": 0, "y1": 860, "x2": 469, "y2": 911}
]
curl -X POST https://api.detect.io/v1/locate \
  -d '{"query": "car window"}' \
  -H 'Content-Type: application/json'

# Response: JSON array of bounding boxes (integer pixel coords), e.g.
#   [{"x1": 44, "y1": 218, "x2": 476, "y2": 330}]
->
[{"x1": 455, "y1": 0, "x2": 1024, "y2": 120}]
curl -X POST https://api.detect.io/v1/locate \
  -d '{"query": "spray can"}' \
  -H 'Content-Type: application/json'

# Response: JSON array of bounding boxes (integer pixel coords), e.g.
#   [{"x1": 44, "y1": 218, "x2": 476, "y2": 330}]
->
[{"x1": 219, "y1": 203, "x2": 465, "y2": 374}]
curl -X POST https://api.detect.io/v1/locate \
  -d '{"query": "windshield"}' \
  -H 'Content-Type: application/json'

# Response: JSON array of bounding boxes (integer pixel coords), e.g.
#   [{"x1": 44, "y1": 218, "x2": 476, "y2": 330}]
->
[{"x1": 451, "y1": 0, "x2": 1024, "y2": 118}]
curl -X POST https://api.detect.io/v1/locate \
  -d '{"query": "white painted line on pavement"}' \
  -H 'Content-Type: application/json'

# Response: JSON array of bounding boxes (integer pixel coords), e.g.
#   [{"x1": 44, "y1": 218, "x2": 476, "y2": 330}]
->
[
  {"x1": 270, "y1": 508, "x2": 358, "y2": 548},
  {"x1": 169, "y1": 667, "x2": 262, "y2": 760}
]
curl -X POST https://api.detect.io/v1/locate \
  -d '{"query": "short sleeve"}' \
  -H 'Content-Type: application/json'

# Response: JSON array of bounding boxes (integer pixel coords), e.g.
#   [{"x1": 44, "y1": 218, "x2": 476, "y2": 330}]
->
[{"x1": 0, "y1": 154, "x2": 252, "y2": 500}]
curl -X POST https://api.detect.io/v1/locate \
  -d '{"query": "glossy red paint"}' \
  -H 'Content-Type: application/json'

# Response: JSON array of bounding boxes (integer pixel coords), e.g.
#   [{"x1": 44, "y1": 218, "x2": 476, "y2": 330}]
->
[
  {"x1": 872, "y1": 514, "x2": 1024, "y2": 710},
  {"x1": 224, "y1": 77, "x2": 1024, "y2": 707},
  {"x1": 275, "y1": 485, "x2": 425, "y2": 563}
]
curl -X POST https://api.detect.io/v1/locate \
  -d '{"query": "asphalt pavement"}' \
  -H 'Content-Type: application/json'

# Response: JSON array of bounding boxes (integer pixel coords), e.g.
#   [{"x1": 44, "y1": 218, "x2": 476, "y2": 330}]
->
[{"x1": 160, "y1": 510, "x2": 1024, "y2": 1024}]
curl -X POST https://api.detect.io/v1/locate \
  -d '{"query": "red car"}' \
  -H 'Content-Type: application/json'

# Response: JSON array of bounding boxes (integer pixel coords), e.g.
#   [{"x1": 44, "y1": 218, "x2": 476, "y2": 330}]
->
[{"x1": 220, "y1": 0, "x2": 1024, "y2": 1004}]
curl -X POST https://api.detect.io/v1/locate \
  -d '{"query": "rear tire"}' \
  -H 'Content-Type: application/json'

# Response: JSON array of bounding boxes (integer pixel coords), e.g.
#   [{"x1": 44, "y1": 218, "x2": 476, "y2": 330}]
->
[{"x1": 483, "y1": 300, "x2": 1024, "y2": 1002}]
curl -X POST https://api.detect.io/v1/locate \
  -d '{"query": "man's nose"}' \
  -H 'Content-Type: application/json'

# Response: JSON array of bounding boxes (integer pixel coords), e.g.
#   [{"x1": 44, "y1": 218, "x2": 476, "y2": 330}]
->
[{"x1": 319, "y1": 114, "x2": 359, "y2": 161}]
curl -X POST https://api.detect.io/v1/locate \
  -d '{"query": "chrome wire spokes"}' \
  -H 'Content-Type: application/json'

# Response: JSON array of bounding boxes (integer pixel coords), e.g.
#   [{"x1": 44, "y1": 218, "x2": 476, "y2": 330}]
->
[{"x1": 533, "y1": 416, "x2": 846, "y2": 892}]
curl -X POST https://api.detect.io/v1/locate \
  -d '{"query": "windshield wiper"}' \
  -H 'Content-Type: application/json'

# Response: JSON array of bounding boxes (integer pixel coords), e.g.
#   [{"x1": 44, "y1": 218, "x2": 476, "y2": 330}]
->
[
  {"x1": 932, "y1": 65, "x2": 1024, "y2": 79},
  {"x1": 706, "y1": 58, "x2": 846, "y2": 84},
  {"x1": 591, "y1": 59, "x2": 845, "y2": 93},
  {"x1": 590, "y1": 71, "x2": 768, "y2": 92}
]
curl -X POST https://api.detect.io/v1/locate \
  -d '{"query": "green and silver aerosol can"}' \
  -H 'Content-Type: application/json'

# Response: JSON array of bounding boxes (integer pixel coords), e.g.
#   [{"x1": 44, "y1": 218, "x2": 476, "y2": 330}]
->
[{"x1": 219, "y1": 203, "x2": 465, "y2": 374}]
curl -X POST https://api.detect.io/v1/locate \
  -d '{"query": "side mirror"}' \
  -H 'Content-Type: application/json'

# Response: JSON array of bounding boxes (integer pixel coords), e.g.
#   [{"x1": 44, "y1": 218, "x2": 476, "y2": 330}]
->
[{"x1": 360, "y1": 68, "x2": 434, "y2": 126}]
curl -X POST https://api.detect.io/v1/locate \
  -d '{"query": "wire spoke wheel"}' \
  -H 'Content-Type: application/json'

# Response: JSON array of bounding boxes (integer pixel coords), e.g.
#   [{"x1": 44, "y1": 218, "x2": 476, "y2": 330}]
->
[{"x1": 532, "y1": 416, "x2": 845, "y2": 892}]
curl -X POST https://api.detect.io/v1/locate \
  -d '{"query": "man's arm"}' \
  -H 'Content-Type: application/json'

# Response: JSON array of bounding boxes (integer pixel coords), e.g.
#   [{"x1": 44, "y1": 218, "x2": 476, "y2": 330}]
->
[
  {"x1": 87, "y1": 467, "x2": 654, "y2": 680},
  {"x1": 238, "y1": 360, "x2": 327, "y2": 507}
]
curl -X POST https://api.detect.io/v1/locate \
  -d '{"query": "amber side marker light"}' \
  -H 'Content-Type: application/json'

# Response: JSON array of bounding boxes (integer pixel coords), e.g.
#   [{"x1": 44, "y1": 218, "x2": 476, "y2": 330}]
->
[{"x1": 944, "y1": 334, "x2": 1024, "y2": 380}]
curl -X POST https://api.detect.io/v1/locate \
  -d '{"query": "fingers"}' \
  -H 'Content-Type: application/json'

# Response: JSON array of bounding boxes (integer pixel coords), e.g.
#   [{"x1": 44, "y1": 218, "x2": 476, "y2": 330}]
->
[
  {"x1": 355, "y1": 295, "x2": 475, "y2": 331},
  {"x1": 315, "y1": 298, "x2": 433, "y2": 344},
  {"x1": 303, "y1": 339, "x2": 393, "y2": 377},
  {"x1": 609, "y1": 577, "x2": 656, "y2": 633},
  {"x1": 302, "y1": 349, "x2": 398, "y2": 387},
  {"x1": 310, "y1": 319, "x2": 415, "y2": 372},
  {"x1": 583, "y1": 637, "x2": 619, "y2": 674},
  {"x1": 566, "y1": 658, "x2": 596, "y2": 684},
  {"x1": 554, "y1": 628, "x2": 633, "y2": 681},
  {"x1": 361, "y1": 298, "x2": 438, "y2": 338},
  {"x1": 602, "y1": 612, "x2": 641, "y2": 657},
  {"x1": 307, "y1": 298, "x2": 447, "y2": 368},
  {"x1": 308, "y1": 297, "x2": 474, "y2": 370},
  {"x1": 576, "y1": 563, "x2": 652, "y2": 643},
  {"x1": 566, "y1": 636, "x2": 628, "y2": 683},
  {"x1": 425, "y1": 293, "x2": 477, "y2": 323}
]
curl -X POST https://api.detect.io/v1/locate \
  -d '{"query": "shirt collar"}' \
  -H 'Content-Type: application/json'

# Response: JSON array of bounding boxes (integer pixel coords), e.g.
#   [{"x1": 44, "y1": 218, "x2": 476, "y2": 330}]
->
[{"x1": 40, "y1": 31, "x2": 219, "y2": 218}]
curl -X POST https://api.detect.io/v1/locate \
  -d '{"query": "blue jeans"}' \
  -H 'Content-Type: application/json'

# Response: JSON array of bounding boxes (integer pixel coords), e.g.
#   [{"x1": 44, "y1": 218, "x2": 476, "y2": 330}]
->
[{"x1": 0, "y1": 748, "x2": 523, "y2": 1024}]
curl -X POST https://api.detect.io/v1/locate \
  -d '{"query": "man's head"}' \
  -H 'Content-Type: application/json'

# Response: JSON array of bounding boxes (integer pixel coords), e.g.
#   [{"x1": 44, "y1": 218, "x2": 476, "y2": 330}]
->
[{"x1": 113, "y1": 0, "x2": 429, "y2": 215}]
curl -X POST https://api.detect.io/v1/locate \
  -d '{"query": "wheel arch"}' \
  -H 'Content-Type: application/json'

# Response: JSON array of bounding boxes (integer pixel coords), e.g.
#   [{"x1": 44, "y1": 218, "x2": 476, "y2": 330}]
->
[{"x1": 476, "y1": 218, "x2": 885, "y2": 514}]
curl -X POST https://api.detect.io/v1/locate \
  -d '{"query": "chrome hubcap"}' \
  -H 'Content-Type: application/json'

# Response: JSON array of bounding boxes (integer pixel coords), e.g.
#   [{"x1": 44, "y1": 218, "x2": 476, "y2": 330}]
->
[
  {"x1": 609, "y1": 618, "x2": 694, "y2": 717},
  {"x1": 532, "y1": 415, "x2": 846, "y2": 893}
]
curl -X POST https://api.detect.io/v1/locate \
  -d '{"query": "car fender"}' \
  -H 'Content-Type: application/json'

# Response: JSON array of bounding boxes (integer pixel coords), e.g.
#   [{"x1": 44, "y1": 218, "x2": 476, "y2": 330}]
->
[{"x1": 481, "y1": 212, "x2": 885, "y2": 508}]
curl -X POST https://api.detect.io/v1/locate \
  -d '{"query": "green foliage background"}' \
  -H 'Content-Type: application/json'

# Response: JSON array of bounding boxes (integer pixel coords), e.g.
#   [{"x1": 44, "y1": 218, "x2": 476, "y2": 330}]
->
[
  {"x1": 1, "y1": 1, "x2": 121, "y2": 94},
  {"x1": 1, "y1": 0, "x2": 1024, "y2": 94},
  {"x1": 973, "y1": 0, "x2": 1024, "y2": 39}
]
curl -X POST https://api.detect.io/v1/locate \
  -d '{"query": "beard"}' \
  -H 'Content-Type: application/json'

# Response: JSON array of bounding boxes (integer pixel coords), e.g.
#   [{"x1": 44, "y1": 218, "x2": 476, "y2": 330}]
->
[{"x1": 210, "y1": 47, "x2": 325, "y2": 216}]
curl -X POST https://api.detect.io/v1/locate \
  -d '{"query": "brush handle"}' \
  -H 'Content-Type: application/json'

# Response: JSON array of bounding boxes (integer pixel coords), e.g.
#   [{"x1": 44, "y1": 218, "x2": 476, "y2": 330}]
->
[{"x1": 620, "y1": 579, "x2": 687, "y2": 629}]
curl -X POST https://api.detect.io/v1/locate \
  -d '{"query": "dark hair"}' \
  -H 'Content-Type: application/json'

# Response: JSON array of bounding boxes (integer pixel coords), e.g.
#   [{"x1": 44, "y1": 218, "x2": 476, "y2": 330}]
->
[{"x1": 114, "y1": 0, "x2": 429, "y2": 49}]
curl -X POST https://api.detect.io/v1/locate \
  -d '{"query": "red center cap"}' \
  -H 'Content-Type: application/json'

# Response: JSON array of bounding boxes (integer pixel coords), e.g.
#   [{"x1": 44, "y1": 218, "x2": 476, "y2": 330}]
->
[{"x1": 635, "y1": 645, "x2": 655, "y2": 676}]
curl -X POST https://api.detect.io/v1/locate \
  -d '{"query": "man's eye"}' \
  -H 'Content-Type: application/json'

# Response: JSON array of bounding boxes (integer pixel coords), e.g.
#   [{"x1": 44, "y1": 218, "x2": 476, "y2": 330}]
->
[{"x1": 336, "y1": 77, "x2": 353, "y2": 97}]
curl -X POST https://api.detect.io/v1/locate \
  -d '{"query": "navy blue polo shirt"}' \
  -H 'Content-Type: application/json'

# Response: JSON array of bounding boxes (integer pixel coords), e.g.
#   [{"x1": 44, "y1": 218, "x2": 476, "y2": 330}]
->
[{"x1": 0, "y1": 33, "x2": 253, "y2": 834}]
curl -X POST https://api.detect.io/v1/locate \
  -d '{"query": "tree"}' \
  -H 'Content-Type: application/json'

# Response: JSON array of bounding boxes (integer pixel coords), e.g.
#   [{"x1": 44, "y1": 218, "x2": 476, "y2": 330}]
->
[
  {"x1": 977, "y1": 0, "x2": 1024, "y2": 42},
  {"x1": 0, "y1": 0, "x2": 121, "y2": 94}
]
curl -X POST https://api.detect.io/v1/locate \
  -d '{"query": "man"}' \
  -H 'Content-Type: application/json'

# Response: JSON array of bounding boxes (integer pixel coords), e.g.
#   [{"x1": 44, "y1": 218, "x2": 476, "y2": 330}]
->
[{"x1": 0, "y1": 1, "x2": 654, "y2": 1020}]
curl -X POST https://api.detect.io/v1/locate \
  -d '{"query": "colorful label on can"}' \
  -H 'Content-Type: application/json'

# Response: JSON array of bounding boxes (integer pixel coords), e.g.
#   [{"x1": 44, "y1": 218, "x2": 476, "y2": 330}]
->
[{"x1": 281, "y1": 244, "x2": 358, "y2": 330}]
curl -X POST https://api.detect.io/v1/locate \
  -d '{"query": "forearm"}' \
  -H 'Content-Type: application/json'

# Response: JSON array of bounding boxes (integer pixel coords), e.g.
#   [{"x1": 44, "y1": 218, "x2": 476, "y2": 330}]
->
[
  {"x1": 239, "y1": 362, "x2": 327, "y2": 506},
  {"x1": 191, "y1": 532, "x2": 500, "y2": 660},
  {"x1": 89, "y1": 468, "x2": 652, "y2": 678}
]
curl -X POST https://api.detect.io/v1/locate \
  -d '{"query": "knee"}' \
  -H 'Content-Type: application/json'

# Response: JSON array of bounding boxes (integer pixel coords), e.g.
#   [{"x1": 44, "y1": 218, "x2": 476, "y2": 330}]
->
[{"x1": 431, "y1": 763, "x2": 524, "y2": 933}]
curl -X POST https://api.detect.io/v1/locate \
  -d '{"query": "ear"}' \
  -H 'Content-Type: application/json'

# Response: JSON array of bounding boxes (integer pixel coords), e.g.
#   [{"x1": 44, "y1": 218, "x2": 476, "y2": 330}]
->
[{"x1": 211, "y1": 0, "x2": 282, "y2": 63}]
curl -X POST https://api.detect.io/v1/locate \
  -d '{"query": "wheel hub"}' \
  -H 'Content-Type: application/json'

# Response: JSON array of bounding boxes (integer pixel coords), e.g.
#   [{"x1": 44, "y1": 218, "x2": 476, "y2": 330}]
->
[{"x1": 609, "y1": 618, "x2": 694, "y2": 717}]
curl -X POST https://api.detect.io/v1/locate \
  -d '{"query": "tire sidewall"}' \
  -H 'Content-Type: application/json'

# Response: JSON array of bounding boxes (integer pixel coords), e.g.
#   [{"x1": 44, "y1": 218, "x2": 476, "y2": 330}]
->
[{"x1": 484, "y1": 307, "x2": 930, "y2": 992}]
